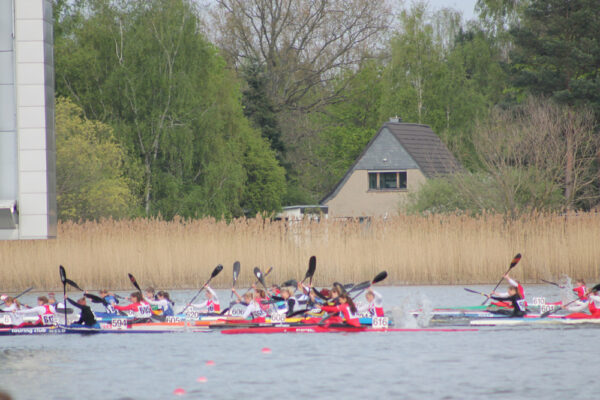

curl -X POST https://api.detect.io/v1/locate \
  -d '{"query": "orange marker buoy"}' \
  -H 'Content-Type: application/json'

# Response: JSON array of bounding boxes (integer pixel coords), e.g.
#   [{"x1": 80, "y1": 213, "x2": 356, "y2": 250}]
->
[
  {"x1": 196, "y1": 376, "x2": 207, "y2": 383},
  {"x1": 173, "y1": 388, "x2": 186, "y2": 395},
  {"x1": 261, "y1": 347, "x2": 271, "y2": 354},
  {"x1": 205, "y1": 360, "x2": 215, "y2": 366}
]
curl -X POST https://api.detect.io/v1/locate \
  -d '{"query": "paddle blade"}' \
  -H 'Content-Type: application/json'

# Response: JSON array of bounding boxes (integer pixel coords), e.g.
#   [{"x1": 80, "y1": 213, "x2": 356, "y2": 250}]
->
[
  {"x1": 592, "y1": 283, "x2": 600, "y2": 292},
  {"x1": 312, "y1": 287, "x2": 329, "y2": 301},
  {"x1": 212, "y1": 264, "x2": 224, "y2": 278},
  {"x1": 282, "y1": 279, "x2": 298, "y2": 288},
  {"x1": 59, "y1": 265, "x2": 66, "y2": 285},
  {"x1": 372, "y1": 271, "x2": 388, "y2": 284},
  {"x1": 509, "y1": 253, "x2": 522, "y2": 269},
  {"x1": 128, "y1": 273, "x2": 141, "y2": 292},
  {"x1": 305, "y1": 256, "x2": 316, "y2": 280},
  {"x1": 65, "y1": 278, "x2": 83, "y2": 291},
  {"x1": 232, "y1": 261, "x2": 241, "y2": 285},
  {"x1": 253, "y1": 267, "x2": 262, "y2": 281},
  {"x1": 333, "y1": 282, "x2": 347, "y2": 295},
  {"x1": 343, "y1": 283, "x2": 354, "y2": 290}
]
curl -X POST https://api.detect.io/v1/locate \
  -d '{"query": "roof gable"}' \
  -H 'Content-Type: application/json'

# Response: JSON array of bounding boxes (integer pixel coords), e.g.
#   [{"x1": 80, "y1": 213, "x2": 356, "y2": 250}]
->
[{"x1": 320, "y1": 122, "x2": 460, "y2": 205}]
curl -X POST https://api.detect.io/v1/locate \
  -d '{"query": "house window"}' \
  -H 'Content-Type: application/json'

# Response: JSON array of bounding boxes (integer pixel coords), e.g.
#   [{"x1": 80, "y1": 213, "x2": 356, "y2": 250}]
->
[
  {"x1": 368, "y1": 171, "x2": 407, "y2": 190},
  {"x1": 368, "y1": 173, "x2": 378, "y2": 189}
]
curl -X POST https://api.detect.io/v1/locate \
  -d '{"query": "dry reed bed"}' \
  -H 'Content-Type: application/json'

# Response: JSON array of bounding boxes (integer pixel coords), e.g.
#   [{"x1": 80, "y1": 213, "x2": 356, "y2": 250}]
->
[{"x1": 0, "y1": 213, "x2": 599, "y2": 290}]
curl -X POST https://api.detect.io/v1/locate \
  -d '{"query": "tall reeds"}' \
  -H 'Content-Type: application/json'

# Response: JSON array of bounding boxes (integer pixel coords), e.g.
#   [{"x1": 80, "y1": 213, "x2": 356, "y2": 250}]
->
[{"x1": 0, "y1": 213, "x2": 599, "y2": 290}]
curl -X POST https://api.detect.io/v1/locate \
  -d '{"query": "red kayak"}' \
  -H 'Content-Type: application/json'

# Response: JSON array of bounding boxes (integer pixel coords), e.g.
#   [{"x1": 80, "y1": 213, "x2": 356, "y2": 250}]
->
[{"x1": 221, "y1": 325, "x2": 478, "y2": 334}]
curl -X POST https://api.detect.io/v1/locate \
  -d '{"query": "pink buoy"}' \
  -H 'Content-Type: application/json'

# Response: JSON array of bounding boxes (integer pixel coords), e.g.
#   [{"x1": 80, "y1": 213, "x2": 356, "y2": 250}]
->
[
  {"x1": 205, "y1": 360, "x2": 215, "y2": 366},
  {"x1": 173, "y1": 388, "x2": 186, "y2": 396},
  {"x1": 196, "y1": 376, "x2": 207, "y2": 383},
  {"x1": 261, "y1": 347, "x2": 271, "y2": 354}
]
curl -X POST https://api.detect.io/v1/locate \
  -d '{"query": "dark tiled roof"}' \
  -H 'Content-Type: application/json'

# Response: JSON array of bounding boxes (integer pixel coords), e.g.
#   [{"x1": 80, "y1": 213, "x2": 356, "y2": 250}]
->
[
  {"x1": 320, "y1": 122, "x2": 460, "y2": 204},
  {"x1": 385, "y1": 122, "x2": 461, "y2": 177}
]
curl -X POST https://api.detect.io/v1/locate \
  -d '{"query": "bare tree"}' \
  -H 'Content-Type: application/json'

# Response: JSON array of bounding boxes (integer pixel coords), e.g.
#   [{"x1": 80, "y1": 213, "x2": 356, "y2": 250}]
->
[
  {"x1": 207, "y1": 0, "x2": 391, "y2": 111},
  {"x1": 471, "y1": 96, "x2": 599, "y2": 215}
]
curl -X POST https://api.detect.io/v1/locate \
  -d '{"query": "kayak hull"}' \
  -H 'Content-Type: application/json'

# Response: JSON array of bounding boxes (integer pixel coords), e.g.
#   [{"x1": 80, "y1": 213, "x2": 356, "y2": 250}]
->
[{"x1": 221, "y1": 325, "x2": 477, "y2": 334}]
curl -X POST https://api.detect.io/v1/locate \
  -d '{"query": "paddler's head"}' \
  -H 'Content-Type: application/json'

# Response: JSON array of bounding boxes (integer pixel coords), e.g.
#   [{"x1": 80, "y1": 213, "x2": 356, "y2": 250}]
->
[
  {"x1": 576, "y1": 279, "x2": 585, "y2": 286},
  {"x1": 77, "y1": 297, "x2": 87, "y2": 306},
  {"x1": 331, "y1": 287, "x2": 340, "y2": 299},
  {"x1": 3, "y1": 296, "x2": 14, "y2": 305},
  {"x1": 365, "y1": 290, "x2": 374, "y2": 302},
  {"x1": 244, "y1": 292, "x2": 254, "y2": 302},
  {"x1": 508, "y1": 286, "x2": 518, "y2": 297},
  {"x1": 130, "y1": 292, "x2": 143, "y2": 303},
  {"x1": 280, "y1": 288, "x2": 292, "y2": 299},
  {"x1": 144, "y1": 287, "x2": 155, "y2": 299},
  {"x1": 37, "y1": 296, "x2": 49, "y2": 305}
]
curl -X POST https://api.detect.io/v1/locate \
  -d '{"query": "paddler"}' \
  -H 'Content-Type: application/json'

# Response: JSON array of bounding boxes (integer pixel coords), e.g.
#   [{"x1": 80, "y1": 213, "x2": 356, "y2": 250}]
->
[
  {"x1": 113, "y1": 292, "x2": 153, "y2": 323},
  {"x1": 573, "y1": 279, "x2": 588, "y2": 301},
  {"x1": 363, "y1": 288, "x2": 384, "y2": 317},
  {"x1": 14, "y1": 296, "x2": 56, "y2": 326},
  {"x1": 188, "y1": 285, "x2": 220, "y2": 314},
  {"x1": 486, "y1": 285, "x2": 526, "y2": 317},
  {"x1": 232, "y1": 290, "x2": 268, "y2": 323},
  {"x1": 65, "y1": 295, "x2": 99, "y2": 328},
  {"x1": 99, "y1": 289, "x2": 119, "y2": 313},
  {"x1": 491, "y1": 272, "x2": 526, "y2": 309},
  {"x1": 0, "y1": 296, "x2": 20, "y2": 312},
  {"x1": 270, "y1": 287, "x2": 298, "y2": 317},
  {"x1": 317, "y1": 293, "x2": 361, "y2": 327},
  {"x1": 567, "y1": 286, "x2": 600, "y2": 318},
  {"x1": 144, "y1": 291, "x2": 175, "y2": 317}
]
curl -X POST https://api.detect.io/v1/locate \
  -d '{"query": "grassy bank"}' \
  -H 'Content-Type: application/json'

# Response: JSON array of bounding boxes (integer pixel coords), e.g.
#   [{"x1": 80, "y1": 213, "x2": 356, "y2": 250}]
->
[{"x1": 0, "y1": 213, "x2": 599, "y2": 291}]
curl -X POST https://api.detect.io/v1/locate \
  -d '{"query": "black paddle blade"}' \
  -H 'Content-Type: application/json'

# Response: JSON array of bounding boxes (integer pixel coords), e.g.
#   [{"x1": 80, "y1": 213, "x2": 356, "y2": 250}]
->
[
  {"x1": 65, "y1": 278, "x2": 83, "y2": 291},
  {"x1": 253, "y1": 267, "x2": 262, "y2": 280},
  {"x1": 128, "y1": 273, "x2": 141, "y2": 292},
  {"x1": 510, "y1": 253, "x2": 522, "y2": 269},
  {"x1": 212, "y1": 264, "x2": 224, "y2": 278},
  {"x1": 232, "y1": 261, "x2": 241, "y2": 285},
  {"x1": 59, "y1": 265, "x2": 66, "y2": 284},
  {"x1": 282, "y1": 279, "x2": 298, "y2": 287},
  {"x1": 343, "y1": 283, "x2": 354, "y2": 290},
  {"x1": 312, "y1": 287, "x2": 329, "y2": 300},
  {"x1": 306, "y1": 256, "x2": 316, "y2": 279},
  {"x1": 372, "y1": 271, "x2": 388, "y2": 284},
  {"x1": 592, "y1": 283, "x2": 600, "y2": 292}
]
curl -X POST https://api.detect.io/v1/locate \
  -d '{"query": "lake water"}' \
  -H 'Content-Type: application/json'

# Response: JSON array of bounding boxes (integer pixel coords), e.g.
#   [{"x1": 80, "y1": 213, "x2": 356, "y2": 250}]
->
[{"x1": 1, "y1": 285, "x2": 597, "y2": 399}]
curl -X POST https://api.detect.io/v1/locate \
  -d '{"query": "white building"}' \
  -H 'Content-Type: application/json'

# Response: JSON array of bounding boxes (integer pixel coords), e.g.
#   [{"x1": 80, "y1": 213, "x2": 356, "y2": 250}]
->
[{"x1": 0, "y1": 0, "x2": 56, "y2": 239}]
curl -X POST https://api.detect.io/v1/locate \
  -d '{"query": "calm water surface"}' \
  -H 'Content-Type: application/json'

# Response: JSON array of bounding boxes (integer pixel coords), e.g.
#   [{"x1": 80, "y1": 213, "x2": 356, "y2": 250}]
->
[{"x1": 0, "y1": 285, "x2": 596, "y2": 399}]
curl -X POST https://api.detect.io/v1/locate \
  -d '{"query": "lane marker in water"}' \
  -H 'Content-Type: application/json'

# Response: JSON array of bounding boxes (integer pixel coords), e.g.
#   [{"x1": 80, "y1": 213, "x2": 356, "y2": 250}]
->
[
  {"x1": 173, "y1": 388, "x2": 186, "y2": 395},
  {"x1": 197, "y1": 376, "x2": 207, "y2": 383},
  {"x1": 205, "y1": 360, "x2": 215, "y2": 366},
  {"x1": 261, "y1": 347, "x2": 271, "y2": 354}
]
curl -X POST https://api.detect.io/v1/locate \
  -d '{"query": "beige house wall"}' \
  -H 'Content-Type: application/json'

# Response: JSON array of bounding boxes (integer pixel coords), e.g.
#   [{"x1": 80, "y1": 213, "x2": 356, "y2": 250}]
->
[{"x1": 325, "y1": 169, "x2": 427, "y2": 218}]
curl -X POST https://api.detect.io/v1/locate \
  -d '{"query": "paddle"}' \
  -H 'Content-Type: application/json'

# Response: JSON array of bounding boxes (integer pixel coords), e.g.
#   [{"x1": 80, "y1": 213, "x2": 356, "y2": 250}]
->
[
  {"x1": 84, "y1": 293, "x2": 109, "y2": 307},
  {"x1": 0, "y1": 287, "x2": 33, "y2": 306},
  {"x1": 253, "y1": 267, "x2": 270, "y2": 294},
  {"x1": 303, "y1": 256, "x2": 316, "y2": 285},
  {"x1": 541, "y1": 279, "x2": 564, "y2": 288},
  {"x1": 128, "y1": 273, "x2": 143, "y2": 294},
  {"x1": 180, "y1": 264, "x2": 224, "y2": 314},
  {"x1": 348, "y1": 281, "x2": 370, "y2": 293},
  {"x1": 65, "y1": 278, "x2": 84, "y2": 292},
  {"x1": 282, "y1": 279, "x2": 298, "y2": 288},
  {"x1": 351, "y1": 271, "x2": 388, "y2": 300},
  {"x1": 230, "y1": 261, "x2": 241, "y2": 302},
  {"x1": 59, "y1": 265, "x2": 68, "y2": 325},
  {"x1": 481, "y1": 253, "x2": 522, "y2": 305},
  {"x1": 541, "y1": 283, "x2": 600, "y2": 318},
  {"x1": 464, "y1": 288, "x2": 488, "y2": 297}
]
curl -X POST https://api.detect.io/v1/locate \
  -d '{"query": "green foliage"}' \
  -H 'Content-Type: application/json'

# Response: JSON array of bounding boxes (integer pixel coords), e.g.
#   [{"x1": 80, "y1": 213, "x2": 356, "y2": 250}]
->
[
  {"x1": 54, "y1": 0, "x2": 286, "y2": 219},
  {"x1": 56, "y1": 98, "x2": 137, "y2": 221},
  {"x1": 509, "y1": 0, "x2": 600, "y2": 111},
  {"x1": 406, "y1": 171, "x2": 564, "y2": 216}
]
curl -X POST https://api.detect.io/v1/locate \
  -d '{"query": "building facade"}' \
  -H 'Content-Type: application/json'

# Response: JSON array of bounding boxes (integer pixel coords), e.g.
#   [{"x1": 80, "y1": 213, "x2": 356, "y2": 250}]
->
[
  {"x1": 321, "y1": 120, "x2": 460, "y2": 218},
  {"x1": 0, "y1": 0, "x2": 56, "y2": 239}
]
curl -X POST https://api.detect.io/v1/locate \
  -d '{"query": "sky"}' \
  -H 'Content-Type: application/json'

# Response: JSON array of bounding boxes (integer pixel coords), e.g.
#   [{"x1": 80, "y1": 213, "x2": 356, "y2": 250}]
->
[{"x1": 424, "y1": 0, "x2": 479, "y2": 21}]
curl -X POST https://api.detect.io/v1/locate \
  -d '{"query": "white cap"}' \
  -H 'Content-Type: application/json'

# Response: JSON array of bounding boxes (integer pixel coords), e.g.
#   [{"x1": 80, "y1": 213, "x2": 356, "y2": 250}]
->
[{"x1": 0, "y1": 295, "x2": 7, "y2": 301}]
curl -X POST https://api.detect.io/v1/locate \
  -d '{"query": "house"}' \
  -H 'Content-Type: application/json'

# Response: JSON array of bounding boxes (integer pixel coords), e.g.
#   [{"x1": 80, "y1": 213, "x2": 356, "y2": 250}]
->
[{"x1": 320, "y1": 118, "x2": 460, "y2": 218}]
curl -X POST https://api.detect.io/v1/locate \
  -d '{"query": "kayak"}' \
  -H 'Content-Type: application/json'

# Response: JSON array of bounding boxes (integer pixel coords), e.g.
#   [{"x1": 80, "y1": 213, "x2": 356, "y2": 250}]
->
[
  {"x1": 470, "y1": 317, "x2": 600, "y2": 326},
  {"x1": 0, "y1": 326, "x2": 66, "y2": 336},
  {"x1": 221, "y1": 325, "x2": 478, "y2": 334},
  {"x1": 63, "y1": 324, "x2": 212, "y2": 334}
]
